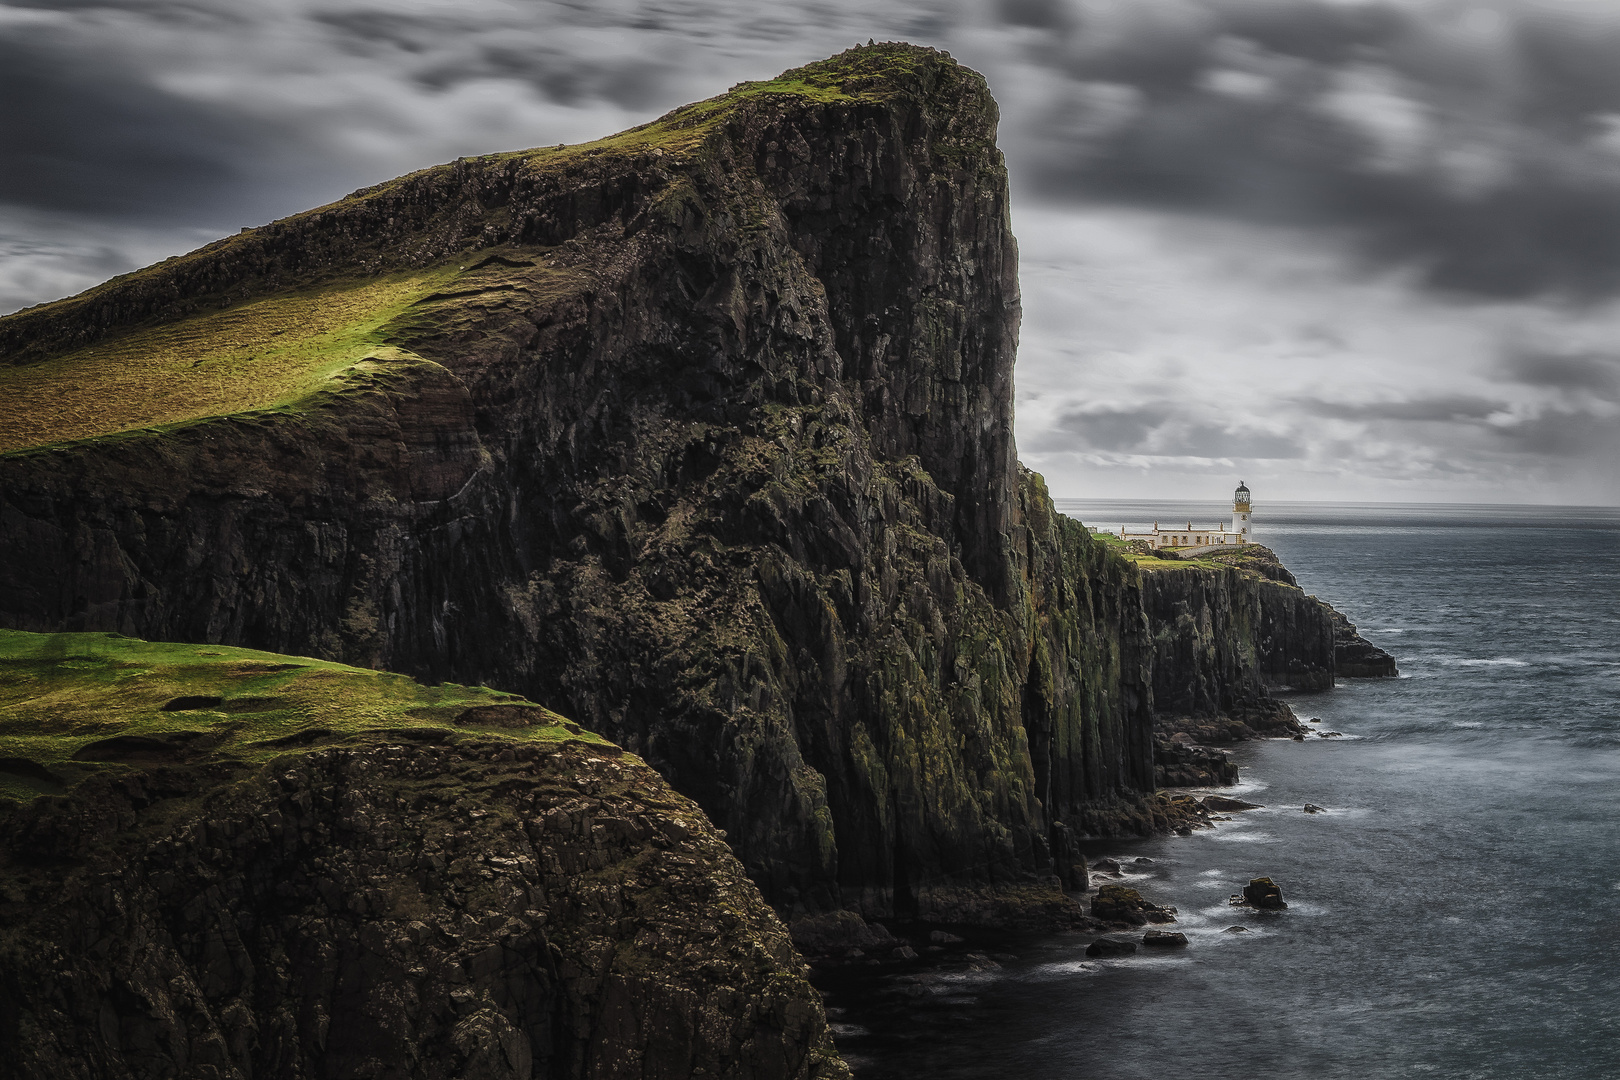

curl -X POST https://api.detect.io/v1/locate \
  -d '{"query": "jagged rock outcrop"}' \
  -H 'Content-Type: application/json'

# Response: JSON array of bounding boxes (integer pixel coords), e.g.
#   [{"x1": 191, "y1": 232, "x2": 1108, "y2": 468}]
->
[
  {"x1": 1141, "y1": 545, "x2": 1395, "y2": 749},
  {"x1": 0, "y1": 734, "x2": 845, "y2": 1080},
  {"x1": 1328, "y1": 607, "x2": 1399, "y2": 677},
  {"x1": 0, "y1": 43, "x2": 1357, "y2": 930},
  {"x1": 1138, "y1": 549, "x2": 1325, "y2": 745}
]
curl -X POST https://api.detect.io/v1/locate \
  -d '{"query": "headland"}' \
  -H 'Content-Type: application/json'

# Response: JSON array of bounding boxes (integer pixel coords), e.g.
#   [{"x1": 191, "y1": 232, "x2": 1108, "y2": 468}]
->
[{"x1": 0, "y1": 42, "x2": 1392, "y2": 1078}]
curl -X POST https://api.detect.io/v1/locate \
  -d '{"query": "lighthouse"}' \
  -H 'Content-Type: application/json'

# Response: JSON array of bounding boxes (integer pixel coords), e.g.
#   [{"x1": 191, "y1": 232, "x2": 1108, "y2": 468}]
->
[{"x1": 1232, "y1": 481, "x2": 1252, "y2": 542}]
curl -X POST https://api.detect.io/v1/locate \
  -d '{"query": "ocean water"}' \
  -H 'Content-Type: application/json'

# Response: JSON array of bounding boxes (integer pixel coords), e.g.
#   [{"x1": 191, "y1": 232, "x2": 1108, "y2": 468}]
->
[{"x1": 821, "y1": 501, "x2": 1620, "y2": 1079}]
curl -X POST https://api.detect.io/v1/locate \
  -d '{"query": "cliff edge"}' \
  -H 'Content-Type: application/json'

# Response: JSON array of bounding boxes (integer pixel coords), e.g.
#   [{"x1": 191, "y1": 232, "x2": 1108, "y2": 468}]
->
[{"x1": 0, "y1": 631, "x2": 844, "y2": 1080}]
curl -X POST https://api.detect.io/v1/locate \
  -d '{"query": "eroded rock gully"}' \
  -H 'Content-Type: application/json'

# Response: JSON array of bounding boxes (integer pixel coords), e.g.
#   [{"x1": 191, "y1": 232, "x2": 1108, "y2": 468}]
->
[{"x1": 0, "y1": 44, "x2": 1388, "y2": 937}]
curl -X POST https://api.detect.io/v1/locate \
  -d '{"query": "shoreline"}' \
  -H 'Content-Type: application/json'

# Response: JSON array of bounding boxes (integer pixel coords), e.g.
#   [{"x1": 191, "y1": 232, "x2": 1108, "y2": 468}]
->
[{"x1": 809, "y1": 726, "x2": 1355, "y2": 1075}]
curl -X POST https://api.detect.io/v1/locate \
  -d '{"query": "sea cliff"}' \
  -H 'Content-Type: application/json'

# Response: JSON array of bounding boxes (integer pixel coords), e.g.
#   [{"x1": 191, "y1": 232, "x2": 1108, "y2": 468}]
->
[
  {"x1": 0, "y1": 43, "x2": 1383, "y2": 941},
  {"x1": 0, "y1": 631, "x2": 844, "y2": 1080}
]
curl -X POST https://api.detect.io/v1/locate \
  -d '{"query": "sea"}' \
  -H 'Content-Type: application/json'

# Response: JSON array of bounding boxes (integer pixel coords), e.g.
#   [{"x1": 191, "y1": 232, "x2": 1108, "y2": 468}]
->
[{"x1": 819, "y1": 500, "x2": 1620, "y2": 1080}]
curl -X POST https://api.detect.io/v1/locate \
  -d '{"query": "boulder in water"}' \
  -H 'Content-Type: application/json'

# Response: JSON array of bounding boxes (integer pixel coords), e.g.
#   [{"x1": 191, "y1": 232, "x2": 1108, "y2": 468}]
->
[
  {"x1": 1092, "y1": 883, "x2": 1176, "y2": 925},
  {"x1": 1142, "y1": 930, "x2": 1189, "y2": 948},
  {"x1": 1203, "y1": 795, "x2": 1263, "y2": 811},
  {"x1": 1303, "y1": 803, "x2": 1327, "y2": 814},
  {"x1": 1086, "y1": 938, "x2": 1137, "y2": 958},
  {"x1": 1241, "y1": 877, "x2": 1288, "y2": 910}
]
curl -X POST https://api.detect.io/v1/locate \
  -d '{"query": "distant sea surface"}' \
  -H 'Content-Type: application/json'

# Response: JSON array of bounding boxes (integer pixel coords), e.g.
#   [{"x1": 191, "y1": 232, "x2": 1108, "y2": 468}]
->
[{"x1": 822, "y1": 501, "x2": 1620, "y2": 1079}]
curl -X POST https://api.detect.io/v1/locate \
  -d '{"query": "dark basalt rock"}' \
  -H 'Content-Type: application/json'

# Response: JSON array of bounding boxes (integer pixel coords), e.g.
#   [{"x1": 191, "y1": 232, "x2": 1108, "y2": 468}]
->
[
  {"x1": 789, "y1": 910, "x2": 902, "y2": 958},
  {"x1": 0, "y1": 737, "x2": 846, "y2": 1080},
  {"x1": 1090, "y1": 857, "x2": 1122, "y2": 873},
  {"x1": 1327, "y1": 606, "x2": 1400, "y2": 677},
  {"x1": 1203, "y1": 795, "x2": 1263, "y2": 811},
  {"x1": 1303, "y1": 803, "x2": 1327, "y2": 813},
  {"x1": 1155, "y1": 738, "x2": 1241, "y2": 787},
  {"x1": 1091, "y1": 883, "x2": 1176, "y2": 926},
  {"x1": 1141, "y1": 930, "x2": 1189, "y2": 948},
  {"x1": 1241, "y1": 877, "x2": 1289, "y2": 910}
]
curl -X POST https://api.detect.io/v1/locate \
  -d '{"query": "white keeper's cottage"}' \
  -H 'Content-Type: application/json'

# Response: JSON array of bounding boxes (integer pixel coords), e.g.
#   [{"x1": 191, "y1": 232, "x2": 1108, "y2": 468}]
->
[{"x1": 1119, "y1": 482, "x2": 1253, "y2": 553}]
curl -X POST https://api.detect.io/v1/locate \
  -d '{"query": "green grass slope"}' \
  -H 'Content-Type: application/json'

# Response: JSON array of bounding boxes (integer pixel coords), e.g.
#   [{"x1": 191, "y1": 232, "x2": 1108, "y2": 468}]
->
[
  {"x1": 0, "y1": 42, "x2": 971, "y2": 455},
  {"x1": 0, "y1": 630, "x2": 605, "y2": 805}
]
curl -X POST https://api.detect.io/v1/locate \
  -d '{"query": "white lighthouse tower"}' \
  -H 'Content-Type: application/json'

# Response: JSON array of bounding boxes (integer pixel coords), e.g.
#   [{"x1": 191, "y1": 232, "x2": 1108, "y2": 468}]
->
[{"x1": 1232, "y1": 481, "x2": 1252, "y2": 542}]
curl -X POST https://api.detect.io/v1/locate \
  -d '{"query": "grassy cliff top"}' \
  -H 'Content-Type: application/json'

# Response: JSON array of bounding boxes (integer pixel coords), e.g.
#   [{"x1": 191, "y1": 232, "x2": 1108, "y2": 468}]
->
[
  {"x1": 0, "y1": 630, "x2": 606, "y2": 804},
  {"x1": 0, "y1": 271, "x2": 446, "y2": 455},
  {"x1": 0, "y1": 43, "x2": 974, "y2": 456}
]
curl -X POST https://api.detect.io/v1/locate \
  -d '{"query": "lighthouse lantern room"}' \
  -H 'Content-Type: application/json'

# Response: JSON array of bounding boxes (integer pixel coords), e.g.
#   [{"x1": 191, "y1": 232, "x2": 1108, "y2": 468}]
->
[{"x1": 1232, "y1": 481, "x2": 1252, "y2": 541}]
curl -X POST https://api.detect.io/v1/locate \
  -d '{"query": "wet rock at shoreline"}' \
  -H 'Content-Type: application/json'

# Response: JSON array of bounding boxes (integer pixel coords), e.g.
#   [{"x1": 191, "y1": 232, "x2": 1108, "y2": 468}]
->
[
  {"x1": 1142, "y1": 930, "x2": 1189, "y2": 948},
  {"x1": 1203, "y1": 795, "x2": 1264, "y2": 812},
  {"x1": 1086, "y1": 938, "x2": 1139, "y2": 958},
  {"x1": 1154, "y1": 737, "x2": 1241, "y2": 787},
  {"x1": 1239, "y1": 877, "x2": 1289, "y2": 910},
  {"x1": 1092, "y1": 884, "x2": 1177, "y2": 926},
  {"x1": 1303, "y1": 803, "x2": 1327, "y2": 814},
  {"x1": 1223, "y1": 925, "x2": 1250, "y2": 934},
  {"x1": 1090, "y1": 857, "x2": 1123, "y2": 873},
  {"x1": 791, "y1": 910, "x2": 903, "y2": 958}
]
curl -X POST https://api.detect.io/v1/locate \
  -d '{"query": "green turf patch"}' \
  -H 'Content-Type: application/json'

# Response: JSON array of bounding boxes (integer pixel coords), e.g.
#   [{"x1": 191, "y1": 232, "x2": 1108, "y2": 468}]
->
[
  {"x1": 0, "y1": 270, "x2": 460, "y2": 454},
  {"x1": 0, "y1": 630, "x2": 604, "y2": 803}
]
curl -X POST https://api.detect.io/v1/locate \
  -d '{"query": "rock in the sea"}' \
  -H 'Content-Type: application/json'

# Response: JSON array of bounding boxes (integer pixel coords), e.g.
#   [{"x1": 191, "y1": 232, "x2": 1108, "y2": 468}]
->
[
  {"x1": 790, "y1": 909, "x2": 902, "y2": 956},
  {"x1": 891, "y1": 946, "x2": 919, "y2": 961},
  {"x1": 1223, "y1": 925, "x2": 1250, "y2": 934},
  {"x1": 1241, "y1": 877, "x2": 1289, "y2": 910},
  {"x1": 1091, "y1": 883, "x2": 1176, "y2": 926},
  {"x1": 1134, "y1": 857, "x2": 1155, "y2": 865},
  {"x1": 1085, "y1": 938, "x2": 1138, "y2": 958},
  {"x1": 1292, "y1": 734, "x2": 1306, "y2": 741},
  {"x1": 1090, "y1": 857, "x2": 1123, "y2": 873},
  {"x1": 1203, "y1": 795, "x2": 1263, "y2": 811},
  {"x1": 1303, "y1": 803, "x2": 1327, "y2": 814},
  {"x1": 929, "y1": 930, "x2": 966, "y2": 944},
  {"x1": 1142, "y1": 930, "x2": 1189, "y2": 948}
]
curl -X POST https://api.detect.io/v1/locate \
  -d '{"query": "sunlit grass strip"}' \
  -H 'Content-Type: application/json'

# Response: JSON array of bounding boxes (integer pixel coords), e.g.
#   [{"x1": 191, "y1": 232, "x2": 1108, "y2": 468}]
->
[
  {"x1": 0, "y1": 270, "x2": 471, "y2": 455},
  {"x1": 0, "y1": 630, "x2": 603, "y2": 803}
]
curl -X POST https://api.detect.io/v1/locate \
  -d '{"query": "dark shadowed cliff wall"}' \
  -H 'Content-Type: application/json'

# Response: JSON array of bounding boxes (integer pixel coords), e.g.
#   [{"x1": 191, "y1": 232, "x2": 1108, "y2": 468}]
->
[{"x1": 0, "y1": 45, "x2": 1333, "y2": 924}]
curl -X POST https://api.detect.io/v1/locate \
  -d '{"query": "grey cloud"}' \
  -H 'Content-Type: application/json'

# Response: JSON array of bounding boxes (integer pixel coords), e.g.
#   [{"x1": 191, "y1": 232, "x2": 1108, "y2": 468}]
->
[
  {"x1": 1048, "y1": 406, "x2": 1166, "y2": 451},
  {"x1": 0, "y1": 34, "x2": 258, "y2": 218},
  {"x1": 1008, "y1": 1, "x2": 1620, "y2": 297},
  {"x1": 1482, "y1": 409, "x2": 1620, "y2": 457},
  {"x1": 998, "y1": 0, "x2": 1072, "y2": 31},
  {"x1": 1300, "y1": 396, "x2": 1506, "y2": 423},
  {"x1": 1043, "y1": 406, "x2": 1303, "y2": 458},
  {"x1": 1503, "y1": 350, "x2": 1620, "y2": 396}
]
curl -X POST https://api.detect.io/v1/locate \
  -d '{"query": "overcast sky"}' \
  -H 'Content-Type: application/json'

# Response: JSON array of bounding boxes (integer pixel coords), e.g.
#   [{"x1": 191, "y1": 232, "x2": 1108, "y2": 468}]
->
[{"x1": 4, "y1": 0, "x2": 1619, "y2": 505}]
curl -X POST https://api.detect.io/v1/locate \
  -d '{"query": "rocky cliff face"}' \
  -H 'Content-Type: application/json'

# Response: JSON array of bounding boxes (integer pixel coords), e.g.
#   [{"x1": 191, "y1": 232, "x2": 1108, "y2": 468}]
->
[
  {"x1": 0, "y1": 631, "x2": 844, "y2": 1080},
  {"x1": 0, "y1": 44, "x2": 1348, "y2": 927},
  {"x1": 0, "y1": 739, "x2": 843, "y2": 1080},
  {"x1": 1138, "y1": 545, "x2": 1394, "y2": 757}
]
